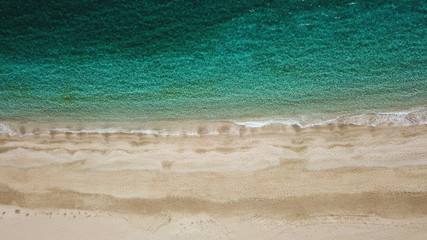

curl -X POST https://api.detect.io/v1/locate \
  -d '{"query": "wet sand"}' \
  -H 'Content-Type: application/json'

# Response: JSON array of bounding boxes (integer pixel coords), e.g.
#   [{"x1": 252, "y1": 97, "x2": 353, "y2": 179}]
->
[{"x1": 0, "y1": 124, "x2": 426, "y2": 239}]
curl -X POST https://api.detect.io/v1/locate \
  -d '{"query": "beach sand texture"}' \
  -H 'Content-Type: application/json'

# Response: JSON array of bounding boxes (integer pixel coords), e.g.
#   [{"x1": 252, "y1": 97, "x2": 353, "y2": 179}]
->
[{"x1": 0, "y1": 124, "x2": 426, "y2": 239}]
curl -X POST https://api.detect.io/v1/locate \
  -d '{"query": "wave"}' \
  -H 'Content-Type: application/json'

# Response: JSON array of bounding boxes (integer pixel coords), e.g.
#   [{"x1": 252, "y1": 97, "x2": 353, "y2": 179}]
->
[
  {"x1": 1, "y1": 109, "x2": 426, "y2": 137},
  {"x1": 234, "y1": 109, "x2": 427, "y2": 128}
]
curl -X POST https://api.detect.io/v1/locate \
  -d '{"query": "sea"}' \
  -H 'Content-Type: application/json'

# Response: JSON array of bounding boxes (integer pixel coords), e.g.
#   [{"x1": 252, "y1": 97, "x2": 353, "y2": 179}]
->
[{"x1": 0, "y1": 0, "x2": 426, "y2": 135}]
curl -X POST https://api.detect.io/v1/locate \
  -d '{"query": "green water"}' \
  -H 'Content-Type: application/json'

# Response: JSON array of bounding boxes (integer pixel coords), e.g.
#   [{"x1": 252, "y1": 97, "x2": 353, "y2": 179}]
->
[{"x1": 0, "y1": 0, "x2": 426, "y2": 125}]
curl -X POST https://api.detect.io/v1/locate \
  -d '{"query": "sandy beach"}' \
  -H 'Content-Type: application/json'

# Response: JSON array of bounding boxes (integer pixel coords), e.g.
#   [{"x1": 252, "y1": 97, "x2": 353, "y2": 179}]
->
[{"x1": 1, "y1": 123, "x2": 426, "y2": 239}]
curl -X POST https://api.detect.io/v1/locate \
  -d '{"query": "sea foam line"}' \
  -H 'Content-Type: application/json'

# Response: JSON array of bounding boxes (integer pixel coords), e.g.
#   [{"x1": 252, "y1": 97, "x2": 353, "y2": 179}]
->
[
  {"x1": 1, "y1": 109, "x2": 426, "y2": 137},
  {"x1": 47, "y1": 128, "x2": 203, "y2": 136},
  {"x1": 233, "y1": 109, "x2": 427, "y2": 128}
]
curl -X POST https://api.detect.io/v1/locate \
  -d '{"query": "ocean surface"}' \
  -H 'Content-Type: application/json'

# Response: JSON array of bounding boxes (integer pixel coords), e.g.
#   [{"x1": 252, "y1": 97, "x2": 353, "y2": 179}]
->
[{"x1": 1, "y1": 0, "x2": 426, "y2": 134}]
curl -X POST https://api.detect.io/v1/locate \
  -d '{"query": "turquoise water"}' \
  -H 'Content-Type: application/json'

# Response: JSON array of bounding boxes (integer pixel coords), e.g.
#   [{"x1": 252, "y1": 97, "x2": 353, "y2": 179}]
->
[{"x1": 1, "y1": 0, "x2": 426, "y2": 127}]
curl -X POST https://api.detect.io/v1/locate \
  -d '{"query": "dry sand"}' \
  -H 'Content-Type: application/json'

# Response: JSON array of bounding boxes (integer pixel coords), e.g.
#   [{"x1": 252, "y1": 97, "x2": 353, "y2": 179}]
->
[{"x1": 0, "y1": 123, "x2": 426, "y2": 239}]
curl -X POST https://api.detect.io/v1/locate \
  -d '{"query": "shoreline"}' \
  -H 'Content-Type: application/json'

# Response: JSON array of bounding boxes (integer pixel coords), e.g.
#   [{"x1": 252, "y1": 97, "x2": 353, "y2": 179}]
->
[{"x1": 1, "y1": 107, "x2": 427, "y2": 138}]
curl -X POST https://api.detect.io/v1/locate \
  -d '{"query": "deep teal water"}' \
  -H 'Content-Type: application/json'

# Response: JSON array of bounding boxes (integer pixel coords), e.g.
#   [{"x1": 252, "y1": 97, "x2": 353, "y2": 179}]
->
[{"x1": 0, "y1": 0, "x2": 426, "y2": 125}]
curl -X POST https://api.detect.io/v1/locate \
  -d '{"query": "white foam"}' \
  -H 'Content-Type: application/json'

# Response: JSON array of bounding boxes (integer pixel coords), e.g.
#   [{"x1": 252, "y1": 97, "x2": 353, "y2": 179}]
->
[
  {"x1": 48, "y1": 128, "x2": 127, "y2": 134},
  {"x1": 233, "y1": 120, "x2": 302, "y2": 128},
  {"x1": 1, "y1": 109, "x2": 426, "y2": 137},
  {"x1": 47, "y1": 128, "x2": 224, "y2": 136},
  {"x1": 334, "y1": 109, "x2": 427, "y2": 127},
  {"x1": 233, "y1": 109, "x2": 427, "y2": 128},
  {"x1": 0, "y1": 123, "x2": 18, "y2": 136}
]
